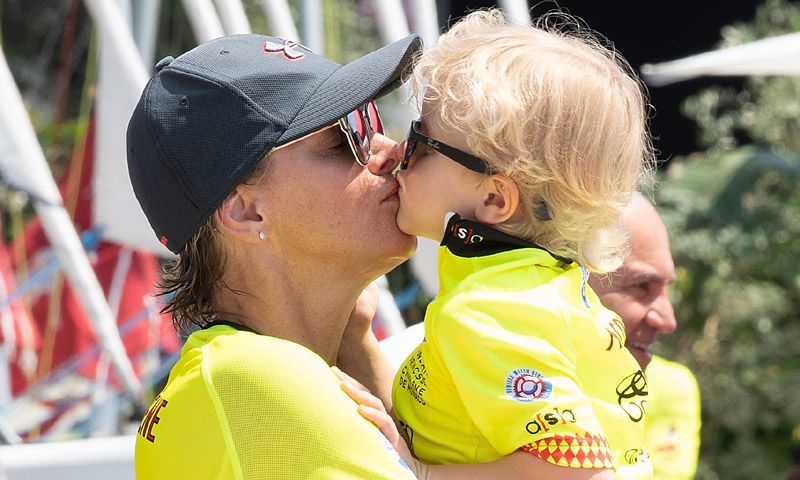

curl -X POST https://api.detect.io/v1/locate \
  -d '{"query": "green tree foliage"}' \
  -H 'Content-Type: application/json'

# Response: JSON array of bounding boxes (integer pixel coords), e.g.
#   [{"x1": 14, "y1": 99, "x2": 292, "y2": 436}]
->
[
  {"x1": 652, "y1": 1, "x2": 800, "y2": 478},
  {"x1": 656, "y1": 149, "x2": 800, "y2": 479},
  {"x1": 682, "y1": 0, "x2": 800, "y2": 154}
]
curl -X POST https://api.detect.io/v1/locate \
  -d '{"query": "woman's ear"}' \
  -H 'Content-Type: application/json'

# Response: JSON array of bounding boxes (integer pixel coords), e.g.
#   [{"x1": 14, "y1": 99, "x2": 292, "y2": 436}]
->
[
  {"x1": 475, "y1": 174, "x2": 519, "y2": 226},
  {"x1": 214, "y1": 186, "x2": 264, "y2": 243}
]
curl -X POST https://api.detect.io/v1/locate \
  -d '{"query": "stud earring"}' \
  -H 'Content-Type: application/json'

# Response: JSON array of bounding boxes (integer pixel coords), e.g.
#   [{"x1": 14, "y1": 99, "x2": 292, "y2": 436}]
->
[{"x1": 258, "y1": 231, "x2": 266, "y2": 240}]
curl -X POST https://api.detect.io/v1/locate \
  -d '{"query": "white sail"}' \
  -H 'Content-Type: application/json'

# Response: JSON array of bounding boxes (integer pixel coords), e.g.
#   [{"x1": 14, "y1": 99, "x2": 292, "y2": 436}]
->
[
  {"x1": 180, "y1": 0, "x2": 225, "y2": 42},
  {"x1": 0, "y1": 46, "x2": 140, "y2": 397},
  {"x1": 214, "y1": 0, "x2": 252, "y2": 34},
  {"x1": 133, "y1": 0, "x2": 162, "y2": 70},
  {"x1": 82, "y1": 0, "x2": 171, "y2": 256},
  {"x1": 260, "y1": 0, "x2": 299, "y2": 40},
  {"x1": 641, "y1": 32, "x2": 800, "y2": 86},
  {"x1": 410, "y1": 0, "x2": 440, "y2": 48},
  {"x1": 300, "y1": 0, "x2": 324, "y2": 54},
  {"x1": 498, "y1": 0, "x2": 532, "y2": 26}
]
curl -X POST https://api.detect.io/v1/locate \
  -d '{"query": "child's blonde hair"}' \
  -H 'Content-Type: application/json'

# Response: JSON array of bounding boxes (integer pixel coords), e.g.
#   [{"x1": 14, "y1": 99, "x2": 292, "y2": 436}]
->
[{"x1": 410, "y1": 9, "x2": 655, "y2": 272}]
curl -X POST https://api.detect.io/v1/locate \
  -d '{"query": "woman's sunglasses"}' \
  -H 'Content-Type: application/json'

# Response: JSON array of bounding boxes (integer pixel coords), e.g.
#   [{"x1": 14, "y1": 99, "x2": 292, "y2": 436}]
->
[
  {"x1": 338, "y1": 100, "x2": 384, "y2": 166},
  {"x1": 400, "y1": 119, "x2": 489, "y2": 173},
  {"x1": 271, "y1": 101, "x2": 383, "y2": 166}
]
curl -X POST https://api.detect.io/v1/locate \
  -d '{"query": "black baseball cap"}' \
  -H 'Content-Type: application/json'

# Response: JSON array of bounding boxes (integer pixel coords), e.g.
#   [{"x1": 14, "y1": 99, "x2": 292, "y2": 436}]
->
[{"x1": 127, "y1": 34, "x2": 422, "y2": 254}]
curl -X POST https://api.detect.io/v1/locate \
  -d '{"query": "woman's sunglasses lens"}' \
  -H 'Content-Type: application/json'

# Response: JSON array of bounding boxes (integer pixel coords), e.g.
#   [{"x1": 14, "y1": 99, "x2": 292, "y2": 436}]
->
[
  {"x1": 345, "y1": 111, "x2": 365, "y2": 147},
  {"x1": 366, "y1": 101, "x2": 383, "y2": 134},
  {"x1": 340, "y1": 102, "x2": 384, "y2": 166}
]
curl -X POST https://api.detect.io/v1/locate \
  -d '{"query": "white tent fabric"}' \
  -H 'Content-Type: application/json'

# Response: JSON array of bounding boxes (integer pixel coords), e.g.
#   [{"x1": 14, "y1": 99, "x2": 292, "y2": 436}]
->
[{"x1": 641, "y1": 31, "x2": 800, "y2": 86}]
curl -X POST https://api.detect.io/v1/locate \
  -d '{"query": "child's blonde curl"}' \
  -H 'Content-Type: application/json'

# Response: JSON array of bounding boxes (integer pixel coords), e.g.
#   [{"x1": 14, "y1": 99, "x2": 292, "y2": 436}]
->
[{"x1": 409, "y1": 9, "x2": 655, "y2": 272}]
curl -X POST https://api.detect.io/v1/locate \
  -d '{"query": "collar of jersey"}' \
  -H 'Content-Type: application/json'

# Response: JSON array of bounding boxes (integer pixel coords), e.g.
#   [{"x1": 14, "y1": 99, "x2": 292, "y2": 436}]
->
[
  {"x1": 440, "y1": 213, "x2": 572, "y2": 263},
  {"x1": 203, "y1": 320, "x2": 259, "y2": 334}
]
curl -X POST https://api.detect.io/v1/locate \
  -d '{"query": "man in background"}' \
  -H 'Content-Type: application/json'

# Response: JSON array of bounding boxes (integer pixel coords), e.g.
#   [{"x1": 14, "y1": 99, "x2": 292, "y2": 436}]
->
[{"x1": 589, "y1": 192, "x2": 701, "y2": 480}]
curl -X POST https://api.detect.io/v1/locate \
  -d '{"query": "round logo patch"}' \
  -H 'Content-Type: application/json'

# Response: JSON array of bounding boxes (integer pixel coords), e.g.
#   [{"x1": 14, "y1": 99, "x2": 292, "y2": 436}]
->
[{"x1": 505, "y1": 368, "x2": 552, "y2": 402}]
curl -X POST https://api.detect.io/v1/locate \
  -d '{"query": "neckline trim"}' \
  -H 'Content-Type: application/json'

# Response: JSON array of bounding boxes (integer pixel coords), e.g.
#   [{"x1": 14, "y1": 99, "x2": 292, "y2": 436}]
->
[
  {"x1": 441, "y1": 213, "x2": 572, "y2": 263},
  {"x1": 203, "y1": 320, "x2": 259, "y2": 334}
]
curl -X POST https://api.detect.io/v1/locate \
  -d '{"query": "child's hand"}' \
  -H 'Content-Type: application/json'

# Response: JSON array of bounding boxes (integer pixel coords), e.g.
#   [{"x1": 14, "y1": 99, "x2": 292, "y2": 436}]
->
[
  {"x1": 331, "y1": 365, "x2": 425, "y2": 477},
  {"x1": 332, "y1": 365, "x2": 402, "y2": 448}
]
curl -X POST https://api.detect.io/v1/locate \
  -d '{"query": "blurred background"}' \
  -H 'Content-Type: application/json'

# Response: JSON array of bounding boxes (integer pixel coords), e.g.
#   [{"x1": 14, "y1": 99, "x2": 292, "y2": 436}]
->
[{"x1": 0, "y1": 1, "x2": 798, "y2": 479}]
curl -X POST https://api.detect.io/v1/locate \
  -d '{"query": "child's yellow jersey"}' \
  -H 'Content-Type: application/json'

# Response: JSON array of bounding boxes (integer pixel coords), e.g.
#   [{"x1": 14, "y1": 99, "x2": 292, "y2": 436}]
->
[
  {"x1": 645, "y1": 355, "x2": 701, "y2": 480},
  {"x1": 393, "y1": 215, "x2": 653, "y2": 479},
  {"x1": 136, "y1": 323, "x2": 416, "y2": 480}
]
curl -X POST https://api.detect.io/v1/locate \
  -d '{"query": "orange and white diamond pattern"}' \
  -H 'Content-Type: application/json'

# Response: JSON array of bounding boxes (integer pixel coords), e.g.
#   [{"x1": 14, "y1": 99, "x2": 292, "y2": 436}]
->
[{"x1": 521, "y1": 432, "x2": 614, "y2": 468}]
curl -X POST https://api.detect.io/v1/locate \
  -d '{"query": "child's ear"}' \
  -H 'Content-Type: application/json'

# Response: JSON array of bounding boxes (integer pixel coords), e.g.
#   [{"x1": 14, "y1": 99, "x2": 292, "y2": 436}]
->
[
  {"x1": 475, "y1": 174, "x2": 519, "y2": 226},
  {"x1": 214, "y1": 186, "x2": 265, "y2": 243}
]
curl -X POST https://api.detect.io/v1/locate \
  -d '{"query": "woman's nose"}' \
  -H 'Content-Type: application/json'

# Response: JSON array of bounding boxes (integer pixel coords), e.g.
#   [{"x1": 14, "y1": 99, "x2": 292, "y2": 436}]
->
[{"x1": 367, "y1": 133, "x2": 402, "y2": 175}]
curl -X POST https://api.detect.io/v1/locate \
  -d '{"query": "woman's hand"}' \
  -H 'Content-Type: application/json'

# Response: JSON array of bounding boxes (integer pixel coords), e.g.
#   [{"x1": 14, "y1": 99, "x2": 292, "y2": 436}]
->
[
  {"x1": 335, "y1": 281, "x2": 397, "y2": 414},
  {"x1": 344, "y1": 281, "x2": 381, "y2": 339}
]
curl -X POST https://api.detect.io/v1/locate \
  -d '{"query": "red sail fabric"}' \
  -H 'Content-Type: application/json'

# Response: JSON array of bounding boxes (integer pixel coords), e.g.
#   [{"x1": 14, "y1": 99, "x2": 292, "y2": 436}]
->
[
  {"x1": 5, "y1": 117, "x2": 179, "y2": 397},
  {"x1": 0, "y1": 222, "x2": 39, "y2": 387}
]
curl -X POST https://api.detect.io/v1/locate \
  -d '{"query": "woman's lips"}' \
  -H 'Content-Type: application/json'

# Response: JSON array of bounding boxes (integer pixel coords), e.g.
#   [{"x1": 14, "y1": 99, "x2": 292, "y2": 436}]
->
[{"x1": 382, "y1": 185, "x2": 399, "y2": 202}]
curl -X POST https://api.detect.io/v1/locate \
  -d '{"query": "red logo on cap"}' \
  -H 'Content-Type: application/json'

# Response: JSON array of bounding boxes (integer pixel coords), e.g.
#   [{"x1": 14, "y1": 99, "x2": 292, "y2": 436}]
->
[
  {"x1": 263, "y1": 39, "x2": 308, "y2": 60},
  {"x1": 160, "y1": 236, "x2": 168, "y2": 246}
]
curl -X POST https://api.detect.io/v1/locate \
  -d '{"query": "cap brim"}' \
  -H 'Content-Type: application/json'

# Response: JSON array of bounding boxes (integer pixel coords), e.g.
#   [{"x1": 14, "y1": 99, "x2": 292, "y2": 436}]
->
[{"x1": 278, "y1": 34, "x2": 422, "y2": 145}]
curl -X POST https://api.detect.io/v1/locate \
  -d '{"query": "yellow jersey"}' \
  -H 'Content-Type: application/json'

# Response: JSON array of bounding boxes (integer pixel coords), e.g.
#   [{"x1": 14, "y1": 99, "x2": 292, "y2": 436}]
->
[
  {"x1": 136, "y1": 323, "x2": 416, "y2": 479},
  {"x1": 645, "y1": 355, "x2": 701, "y2": 480},
  {"x1": 392, "y1": 215, "x2": 653, "y2": 479}
]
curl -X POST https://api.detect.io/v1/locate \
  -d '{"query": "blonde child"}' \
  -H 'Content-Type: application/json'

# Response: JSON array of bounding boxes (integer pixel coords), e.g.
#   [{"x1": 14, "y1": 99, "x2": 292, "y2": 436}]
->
[{"x1": 340, "y1": 9, "x2": 655, "y2": 480}]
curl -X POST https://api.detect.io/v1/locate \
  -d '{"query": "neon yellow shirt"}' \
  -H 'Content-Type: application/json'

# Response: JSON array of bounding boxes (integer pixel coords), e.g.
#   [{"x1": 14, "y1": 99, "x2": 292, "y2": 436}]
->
[
  {"x1": 136, "y1": 323, "x2": 416, "y2": 480},
  {"x1": 392, "y1": 215, "x2": 652, "y2": 479},
  {"x1": 644, "y1": 355, "x2": 701, "y2": 480}
]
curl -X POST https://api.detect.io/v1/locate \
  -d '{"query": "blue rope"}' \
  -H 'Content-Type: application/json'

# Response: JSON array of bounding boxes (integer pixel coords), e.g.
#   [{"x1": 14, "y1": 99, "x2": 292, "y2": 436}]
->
[{"x1": 0, "y1": 228, "x2": 102, "y2": 311}]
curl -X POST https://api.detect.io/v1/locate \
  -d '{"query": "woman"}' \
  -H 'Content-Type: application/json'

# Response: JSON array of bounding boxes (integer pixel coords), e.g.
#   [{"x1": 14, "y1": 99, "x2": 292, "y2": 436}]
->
[{"x1": 127, "y1": 32, "x2": 422, "y2": 479}]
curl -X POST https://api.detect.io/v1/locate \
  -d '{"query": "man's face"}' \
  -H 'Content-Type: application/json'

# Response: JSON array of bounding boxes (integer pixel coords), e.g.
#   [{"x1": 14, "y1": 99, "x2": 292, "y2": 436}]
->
[
  {"x1": 589, "y1": 199, "x2": 677, "y2": 369},
  {"x1": 258, "y1": 125, "x2": 416, "y2": 280}
]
